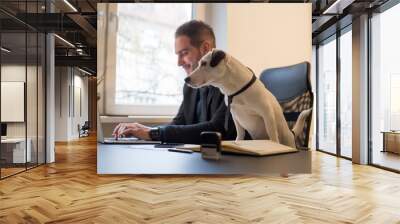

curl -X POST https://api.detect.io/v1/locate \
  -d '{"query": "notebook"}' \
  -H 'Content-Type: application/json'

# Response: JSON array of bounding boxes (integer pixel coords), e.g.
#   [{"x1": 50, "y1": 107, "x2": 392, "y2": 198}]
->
[
  {"x1": 221, "y1": 140, "x2": 298, "y2": 156},
  {"x1": 183, "y1": 140, "x2": 297, "y2": 156}
]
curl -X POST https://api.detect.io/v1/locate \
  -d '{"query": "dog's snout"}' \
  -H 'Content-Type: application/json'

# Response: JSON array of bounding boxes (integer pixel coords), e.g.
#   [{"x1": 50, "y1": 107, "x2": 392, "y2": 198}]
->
[{"x1": 184, "y1": 77, "x2": 191, "y2": 83}]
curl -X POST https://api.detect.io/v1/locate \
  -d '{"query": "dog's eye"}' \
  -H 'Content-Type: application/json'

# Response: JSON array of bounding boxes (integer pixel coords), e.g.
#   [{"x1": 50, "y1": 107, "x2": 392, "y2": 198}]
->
[{"x1": 201, "y1": 61, "x2": 207, "y2": 67}]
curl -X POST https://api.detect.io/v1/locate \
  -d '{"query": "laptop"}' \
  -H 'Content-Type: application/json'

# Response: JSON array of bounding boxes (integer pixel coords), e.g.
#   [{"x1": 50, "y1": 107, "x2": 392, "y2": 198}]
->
[
  {"x1": 103, "y1": 137, "x2": 161, "y2": 144},
  {"x1": 97, "y1": 118, "x2": 160, "y2": 144}
]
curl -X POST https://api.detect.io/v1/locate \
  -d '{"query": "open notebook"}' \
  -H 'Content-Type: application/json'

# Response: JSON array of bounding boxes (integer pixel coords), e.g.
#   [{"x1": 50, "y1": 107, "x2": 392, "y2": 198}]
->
[{"x1": 180, "y1": 140, "x2": 298, "y2": 156}]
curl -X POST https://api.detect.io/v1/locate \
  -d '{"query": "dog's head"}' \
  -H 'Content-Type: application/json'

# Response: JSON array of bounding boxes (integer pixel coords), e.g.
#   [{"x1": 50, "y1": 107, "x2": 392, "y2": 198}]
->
[{"x1": 184, "y1": 49, "x2": 227, "y2": 88}]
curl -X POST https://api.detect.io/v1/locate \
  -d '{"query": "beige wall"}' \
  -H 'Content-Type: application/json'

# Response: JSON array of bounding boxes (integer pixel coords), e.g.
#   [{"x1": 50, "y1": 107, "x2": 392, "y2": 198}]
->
[{"x1": 226, "y1": 3, "x2": 312, "y2": 76}]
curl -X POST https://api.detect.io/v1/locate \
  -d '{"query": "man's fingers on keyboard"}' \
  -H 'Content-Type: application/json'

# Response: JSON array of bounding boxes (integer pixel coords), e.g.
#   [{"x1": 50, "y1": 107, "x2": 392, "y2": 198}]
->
[
  {"x1": 113, "y1": 124, "x2": 122, "y2": 136},
  {"x1": 121, "y1": 128, "x2": 134, "y2": 137}
]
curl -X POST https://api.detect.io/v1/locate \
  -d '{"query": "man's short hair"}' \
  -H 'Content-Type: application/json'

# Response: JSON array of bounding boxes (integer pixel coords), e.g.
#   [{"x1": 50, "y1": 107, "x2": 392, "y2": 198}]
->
[{"x1": 175, "y1": 20, "x2": 216, "y2": 48}]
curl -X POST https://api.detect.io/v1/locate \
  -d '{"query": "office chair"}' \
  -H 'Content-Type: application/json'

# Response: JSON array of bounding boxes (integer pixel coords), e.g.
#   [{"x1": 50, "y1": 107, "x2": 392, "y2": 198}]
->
[
  {"x1": 79, "y1": 121, "x2": 90, "y2": 138},
  {"x1": 259, "y1": 62, "x2": 313, "y2": 149}
]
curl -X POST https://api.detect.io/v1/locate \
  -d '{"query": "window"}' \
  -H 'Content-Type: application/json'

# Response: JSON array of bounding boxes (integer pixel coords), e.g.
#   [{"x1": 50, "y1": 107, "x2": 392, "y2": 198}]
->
[
  {"x1": 104, "y1": 3, "x2": 192, "y2": 116},
  {"x1": 370, "y1": 2, "x2": 400, "y2": 171},
  {"x1": 339, "y1": 28, "x2": 352, "y2": 158},
  {"x1": 317, "y1": 37, "x2": 337, "y2": 154},
  {"x1": 316, "y1": 26, "x2": 353, "y2": 159},
  {"x1": 390, "y1": 75, "x2": 400, "y2": 129}
]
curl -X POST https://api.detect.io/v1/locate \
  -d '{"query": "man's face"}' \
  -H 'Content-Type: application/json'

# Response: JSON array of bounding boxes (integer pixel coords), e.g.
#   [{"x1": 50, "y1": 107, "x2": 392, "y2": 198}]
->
[{"x1": 175, "y1": 35, "x2": 204, "y2": 75}]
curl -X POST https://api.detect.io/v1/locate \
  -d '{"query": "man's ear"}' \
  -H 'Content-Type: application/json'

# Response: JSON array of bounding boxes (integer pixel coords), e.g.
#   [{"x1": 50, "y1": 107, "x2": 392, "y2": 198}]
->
[
  {"x1": 200, "y1": 41, "x2": 211, "y2": 55},
  {"x1": 210, "y1": 50, "x2": 226, "y2": 67}
]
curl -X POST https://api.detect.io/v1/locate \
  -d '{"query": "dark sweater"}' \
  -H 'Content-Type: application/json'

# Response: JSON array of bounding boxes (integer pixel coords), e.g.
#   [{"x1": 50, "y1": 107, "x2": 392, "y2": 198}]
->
[{"x1": 159, "y1": 84, "x2": 237, "y2": 144}]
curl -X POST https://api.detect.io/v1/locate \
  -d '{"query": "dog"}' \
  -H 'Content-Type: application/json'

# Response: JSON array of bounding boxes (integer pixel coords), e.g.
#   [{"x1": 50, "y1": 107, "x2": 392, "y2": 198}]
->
[{"x1": 185, "y1": 49, "x2": 310, "y2": 148}]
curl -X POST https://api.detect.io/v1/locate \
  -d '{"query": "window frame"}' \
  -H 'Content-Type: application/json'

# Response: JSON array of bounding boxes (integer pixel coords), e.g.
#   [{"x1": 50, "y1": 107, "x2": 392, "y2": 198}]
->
[{"x1": 315, "y1": 24, "x2": 353, "y2": 160}]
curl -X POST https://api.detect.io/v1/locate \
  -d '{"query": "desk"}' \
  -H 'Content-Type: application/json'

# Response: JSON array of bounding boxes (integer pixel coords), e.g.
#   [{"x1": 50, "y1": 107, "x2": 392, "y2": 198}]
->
[
  {"x1": 97, "y1": 144, "x2": 311, "y2": 175},
  {"x1": 1, "y1": 138, "x2": 31, "y2": 163},
  {"x1": 382, "y1": 131, "x2": 400, "y2": 154}
]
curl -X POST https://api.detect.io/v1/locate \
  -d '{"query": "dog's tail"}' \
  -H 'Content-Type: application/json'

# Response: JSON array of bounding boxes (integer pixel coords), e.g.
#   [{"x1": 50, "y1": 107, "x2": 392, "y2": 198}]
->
[{"x1": 291, "y1": 108, "x2": 312, "y2": 149}]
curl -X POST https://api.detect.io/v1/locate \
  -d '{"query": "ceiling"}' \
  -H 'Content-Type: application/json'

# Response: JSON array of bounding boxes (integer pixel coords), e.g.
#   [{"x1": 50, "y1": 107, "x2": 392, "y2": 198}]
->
[{"x1": 0, "y1": 0, "x2": 98, "y2": 74}]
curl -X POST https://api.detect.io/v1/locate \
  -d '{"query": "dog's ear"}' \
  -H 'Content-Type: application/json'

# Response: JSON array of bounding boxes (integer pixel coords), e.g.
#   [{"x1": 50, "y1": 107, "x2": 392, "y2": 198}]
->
[{"x1": 210, "y1": 50, "x2": 226, "y2": 67}]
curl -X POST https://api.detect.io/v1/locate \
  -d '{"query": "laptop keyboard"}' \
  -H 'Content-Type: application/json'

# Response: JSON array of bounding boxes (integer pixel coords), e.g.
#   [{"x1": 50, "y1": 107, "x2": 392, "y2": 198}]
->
[
  {"x1": 103, "y1": 137, "x2": 160, "y2": 144},
  {"x1": 115, "y1": 137, "x2": 139, "y2": 141}
]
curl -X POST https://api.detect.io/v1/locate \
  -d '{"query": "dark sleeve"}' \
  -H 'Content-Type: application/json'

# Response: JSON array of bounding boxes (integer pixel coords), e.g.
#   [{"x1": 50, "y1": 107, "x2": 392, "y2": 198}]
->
[
  {"x1": 169, "y1": 84, "x2": 190, "y2": 125},
  {"x1": 170, "y1": 101, "x2": 185, "y2": 125},
  {"x1": 159, "y1": 89, "x2": 236, "y2": 144}
]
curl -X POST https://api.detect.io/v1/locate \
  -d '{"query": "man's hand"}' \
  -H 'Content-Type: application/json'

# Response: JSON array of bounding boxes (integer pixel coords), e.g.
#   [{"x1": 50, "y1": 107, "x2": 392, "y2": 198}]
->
[{"x1": 112, "y1": 123, "x2": 151, "y2": 140}]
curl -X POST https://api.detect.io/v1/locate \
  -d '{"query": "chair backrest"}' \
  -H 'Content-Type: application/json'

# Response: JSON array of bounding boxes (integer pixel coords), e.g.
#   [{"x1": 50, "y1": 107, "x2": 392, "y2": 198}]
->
[
  {"x1": 259, "y1": 61, "x2": 313, "y2": 149},
  {"x1": 82, "y1": 121, "x2": 90, "y2": 130}
]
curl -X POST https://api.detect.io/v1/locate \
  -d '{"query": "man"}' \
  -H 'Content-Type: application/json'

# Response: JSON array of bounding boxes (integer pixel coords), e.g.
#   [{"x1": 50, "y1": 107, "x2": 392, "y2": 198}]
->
[{"x1": 113, "y1": 20, "x2": 236, "y2": 144}]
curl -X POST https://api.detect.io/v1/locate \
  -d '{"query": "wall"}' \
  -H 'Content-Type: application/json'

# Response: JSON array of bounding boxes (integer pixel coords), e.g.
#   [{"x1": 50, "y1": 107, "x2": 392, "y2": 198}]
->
[
  {"x1": 54, "y1": 67, "x2": 89, "y2": 141},
  {"x1": 196, "y1": 3, "x2": 312, "y2": 76},
  {"x1": 55, "y1": 67, "x2": 69, "y2": 141},
  {"x1": 194, "y1": 3, "x2": 228, "y2": 51},
  {"x1": 1, "y1": 63, "x2": 46, "y2": 166},
  {"x1": 74, "y1": 73, "x2": 89, "y2": 137},
  {"x1": 1, "y1": 65, "x2": 40, "y2": 138}
]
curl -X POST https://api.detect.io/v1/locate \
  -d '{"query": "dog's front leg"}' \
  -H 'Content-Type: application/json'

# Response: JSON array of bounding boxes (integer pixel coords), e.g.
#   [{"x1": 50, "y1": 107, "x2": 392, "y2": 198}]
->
[
  {"x1": 262, "y1": 111, "x2": 279, "y2": 143},
  {"x1": 232, "y1": 114, "x2": 246, "y2": 141}
]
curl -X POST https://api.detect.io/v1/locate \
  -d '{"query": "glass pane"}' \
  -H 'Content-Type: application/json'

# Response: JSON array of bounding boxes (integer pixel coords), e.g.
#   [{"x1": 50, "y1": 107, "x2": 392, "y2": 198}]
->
[
  {"x1": 340, "y1": 29, "x2": 352, "y2": 158},
  {"x1": 115, "y1": 3, "x2": 191, "y2": 105},
  {"x1": 26, "y1": 0, "x2": 39, "y2": 170},
  {"x1": 371, "y1": 4, "x2": 400, "y2": 171},
  {"x1": 38, "y1": 32, "x2": 46, "y2": 165},
  {"x1": 318, "y1": 37, "x2": 337, "y2": 154},
  {"x1": 1, "y1": 31, "x2": 27, "y2": 177},
  {"x1": 27, "y1": 31, "x2": 38, "y2": 169}
]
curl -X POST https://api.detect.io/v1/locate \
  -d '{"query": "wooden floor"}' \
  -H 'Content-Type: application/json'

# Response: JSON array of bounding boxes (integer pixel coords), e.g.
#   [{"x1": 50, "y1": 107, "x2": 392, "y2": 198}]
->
[
  {"x1": 1, "y1": 135, "x2": 400, "y2": 223},
  {"x1": 1, "y1": 167, "x2": 26, "y2": 178}
]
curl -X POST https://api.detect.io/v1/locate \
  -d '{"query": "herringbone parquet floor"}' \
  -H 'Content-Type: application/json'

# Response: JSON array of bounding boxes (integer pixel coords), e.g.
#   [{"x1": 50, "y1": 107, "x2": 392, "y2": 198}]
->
[{"x1": 1, "y1": 135, "x2": 400, "y2": 223}]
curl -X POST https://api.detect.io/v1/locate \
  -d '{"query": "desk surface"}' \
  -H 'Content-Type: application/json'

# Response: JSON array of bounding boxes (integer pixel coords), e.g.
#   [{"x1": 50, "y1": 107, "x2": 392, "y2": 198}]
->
[{"x1": 97, "y1": 144, "x2": 311, "y2": 175}]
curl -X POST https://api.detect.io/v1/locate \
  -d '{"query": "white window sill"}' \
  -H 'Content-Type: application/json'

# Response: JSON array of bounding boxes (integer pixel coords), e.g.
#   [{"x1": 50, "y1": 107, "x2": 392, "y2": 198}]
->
[{"x1": 100, "y1": 115, "x2": 173, "y2": 124}]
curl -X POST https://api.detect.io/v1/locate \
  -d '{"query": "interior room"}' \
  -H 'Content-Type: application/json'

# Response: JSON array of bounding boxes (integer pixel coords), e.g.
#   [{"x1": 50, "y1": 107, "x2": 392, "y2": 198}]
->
[
  {"x1": 0, "y1": 4, "x2": 47, "y2": 178},
  {"x1": 1, "y1": 0, "x2": 400, "y2": 223},
  {"x1": 0, "y1": 0, "x2": 97, "y2": 180}
]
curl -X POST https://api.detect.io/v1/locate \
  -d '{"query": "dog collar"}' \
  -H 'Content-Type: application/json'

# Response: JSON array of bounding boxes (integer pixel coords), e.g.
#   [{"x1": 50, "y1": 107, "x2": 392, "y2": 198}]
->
[{"x1": 225, "y1": 72, "x2": 257, "y2": 131}]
